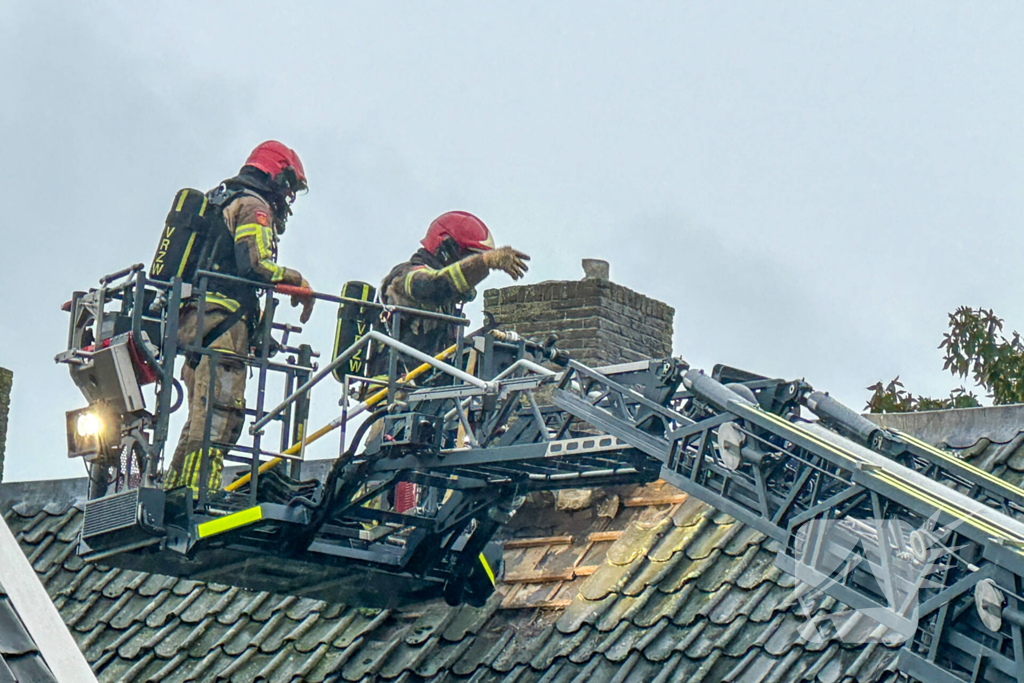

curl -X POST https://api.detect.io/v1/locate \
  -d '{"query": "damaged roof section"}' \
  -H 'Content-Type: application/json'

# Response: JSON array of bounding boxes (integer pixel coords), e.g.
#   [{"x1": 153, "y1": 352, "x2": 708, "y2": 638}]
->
[{"x1": 2, "y1": 477, "x2": 899, "y2": 683}]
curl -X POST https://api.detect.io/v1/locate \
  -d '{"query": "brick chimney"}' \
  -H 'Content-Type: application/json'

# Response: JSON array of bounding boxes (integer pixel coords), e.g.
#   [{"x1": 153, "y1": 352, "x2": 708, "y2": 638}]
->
[{"x1": 483, "y1": 259, "x2": 674, "y2": 366}]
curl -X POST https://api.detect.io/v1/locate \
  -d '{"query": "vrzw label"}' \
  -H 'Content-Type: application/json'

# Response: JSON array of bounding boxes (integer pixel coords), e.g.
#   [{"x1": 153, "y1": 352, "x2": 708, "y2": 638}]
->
[
  {"x1": 151, "y1": 226, "x2": 176, "y2": 276},
  {"x1": 349, "y1": 320, "x2": 368, "y2": 373}
]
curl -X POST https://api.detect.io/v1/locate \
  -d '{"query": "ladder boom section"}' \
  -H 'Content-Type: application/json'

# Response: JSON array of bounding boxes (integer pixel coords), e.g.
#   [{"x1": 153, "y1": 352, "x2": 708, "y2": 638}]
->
[
  {"x1": 807, "y1": 389, "x2": 1024, "y2": 516},
  {"x1": 550, "y1": 362, "x2": 1024, "y2": 683}
]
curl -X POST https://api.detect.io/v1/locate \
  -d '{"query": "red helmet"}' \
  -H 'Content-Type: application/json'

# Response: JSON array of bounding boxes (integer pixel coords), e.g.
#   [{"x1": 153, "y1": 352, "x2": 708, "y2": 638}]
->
[
  {"x1": 421, "y1": 211, "x2": 495, "y2": 255},
  {"x1": 244, "y1": 141, "x2": 307, "y2": 195}
]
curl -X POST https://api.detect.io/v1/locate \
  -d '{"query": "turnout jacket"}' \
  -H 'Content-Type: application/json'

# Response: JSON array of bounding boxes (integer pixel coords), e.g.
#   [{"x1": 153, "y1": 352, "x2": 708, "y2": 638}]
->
[
  {"x1": 377, "y1": 248, "x2": 489, "y2": 363},
  {"x1": 203, "y1": 190, "x2": 304, "y2": 314}
]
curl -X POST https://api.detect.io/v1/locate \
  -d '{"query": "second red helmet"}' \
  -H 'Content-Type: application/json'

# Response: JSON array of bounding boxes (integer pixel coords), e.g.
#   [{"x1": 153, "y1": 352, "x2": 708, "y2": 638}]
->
[
  {"x1": 421, "y1": 211, "x2": 495, "y2": 254},
  {"x1": 244, "y1": 141, "x2": 308, "y2": 194}
]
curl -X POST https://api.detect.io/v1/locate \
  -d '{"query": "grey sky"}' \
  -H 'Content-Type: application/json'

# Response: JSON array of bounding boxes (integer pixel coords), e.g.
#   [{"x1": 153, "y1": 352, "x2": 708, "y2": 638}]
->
[{"x1": 2, "y1": 2, "x2": 1022, "y2": 482}]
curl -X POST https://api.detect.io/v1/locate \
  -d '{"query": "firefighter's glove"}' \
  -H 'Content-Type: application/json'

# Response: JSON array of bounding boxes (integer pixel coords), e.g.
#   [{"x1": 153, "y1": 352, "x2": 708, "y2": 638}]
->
[
  {"x1": 483, "y1": 246, "x2": 531, "y2": 280},
  {"x1": 291, "y1": 278, "x2": 316, "y2": 324}
]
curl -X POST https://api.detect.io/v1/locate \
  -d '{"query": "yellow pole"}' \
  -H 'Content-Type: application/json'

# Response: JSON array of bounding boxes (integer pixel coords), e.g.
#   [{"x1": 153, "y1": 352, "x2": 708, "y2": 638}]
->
[{"x1": 224, "y1": 344, "x2": 458, "y2": 492}]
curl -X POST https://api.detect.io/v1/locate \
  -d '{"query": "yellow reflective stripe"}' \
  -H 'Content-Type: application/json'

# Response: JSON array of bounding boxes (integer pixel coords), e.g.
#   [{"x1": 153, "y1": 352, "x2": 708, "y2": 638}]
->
[
  {"x1": 267, "y1": 263, "x2": 286, "y2": 282},
  {"x1": 175, "y1": 189, "x2": 189, "y2": 212},
  {"x1": 176, "y1": 232, "x2": 197, "y2": 278},
  {"x1": 875, "y1": 471, "x2": 1024, "y2": 546},
  {"x1": 405, "y1": 264, "x2": 470, "y2": 295},
  {"x1": 181, "y1": 451, "x2": 197, "y2": 483},
  {"x1": 197, "y1": 506, "x2": 263, "y2": 538},
  {"x1": 736, "y1": 404, "x2": 862, "y2": 465},
  {"x1": 255, "y1": 225, "x2": 275, "y2": 259},
  {"x1": 205, "y1": 293, "x2": 240, "y2": 313},
  {"x1": 894, "y1": 429, "x2": 1018, "y2": 494},
  {"x1": 234, "y1": 224, "x2": 261, "y2": 239},
  {"x1": 235, "y1": 224, "x2": 284, "y2": 281},
  {"x1": 744, "y1": 404, "x2": 1024, "y2": 544},
  {"x1": 255, "y1": 225, "x2": 284, "y2": 281},
  {"x1": 444, "y1": 261, "x2": 471, "y2": 293},
  {"x1": 404, "y1": 269, "x2": 421, "y2": 297},
  {"x1": 198, "y1": 194, "x2": 209, "y2": 217},
  {"x1": 478, "y1": 552, "x2": 496, "y2": 586}
]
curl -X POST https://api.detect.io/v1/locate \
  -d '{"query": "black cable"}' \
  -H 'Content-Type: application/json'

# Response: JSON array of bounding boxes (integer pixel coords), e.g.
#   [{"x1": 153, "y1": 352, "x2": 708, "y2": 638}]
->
[
  {"x1": 324, "y1": 407, "x2": 391, "y2": 498},
  {"x1": 291, "y1": 407, "x2": 392, "y2": 540}
]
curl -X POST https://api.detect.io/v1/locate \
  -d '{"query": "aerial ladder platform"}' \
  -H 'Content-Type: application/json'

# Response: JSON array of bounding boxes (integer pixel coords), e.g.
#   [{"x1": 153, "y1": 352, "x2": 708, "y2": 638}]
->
[{"x1": 57, "y1": 264, "x2": 1024, "y2": 683}]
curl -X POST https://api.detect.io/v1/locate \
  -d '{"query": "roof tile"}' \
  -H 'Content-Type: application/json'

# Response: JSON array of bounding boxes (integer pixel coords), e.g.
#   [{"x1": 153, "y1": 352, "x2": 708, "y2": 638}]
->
[
  {"x1": 341, "y1": 627, "x2": 409, "y2": 680},
  {"x1": 223, "y1": 618, "x2": 265, "y2": 656},
  {"x1": 457, "y1": 625, "x2": 515, "y2": 674},
  {"x1": 605, "y1": 517, "x2": 669, "y2": 566},
  {"x1": 217, "y1": 590, "x2": 270, "y2": 625},
  {"x1": 0, "y1": 597, "x2": 37, "y2": 656},
  {"x1": 442, "y1": 598, "x2": 501, "y2": 642},
  {"x1": 262, "y1": 611, "x2": 320, "y2": 653}
]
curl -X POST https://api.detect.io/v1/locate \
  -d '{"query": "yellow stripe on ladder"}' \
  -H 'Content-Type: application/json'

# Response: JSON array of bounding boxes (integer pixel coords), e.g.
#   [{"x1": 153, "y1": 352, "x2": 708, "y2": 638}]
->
[{"x1": 197, "y1": 506, "x2": 263, "y2": 538}]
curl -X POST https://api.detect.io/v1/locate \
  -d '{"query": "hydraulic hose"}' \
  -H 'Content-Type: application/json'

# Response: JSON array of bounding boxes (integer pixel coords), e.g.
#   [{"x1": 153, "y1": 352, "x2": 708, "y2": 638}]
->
[
  {"x1": 295, "y1": 407, "x2": 391, "y2": 545},
  {"x1": 322, "y1": 406, "x2": 391, "y2": 498}
]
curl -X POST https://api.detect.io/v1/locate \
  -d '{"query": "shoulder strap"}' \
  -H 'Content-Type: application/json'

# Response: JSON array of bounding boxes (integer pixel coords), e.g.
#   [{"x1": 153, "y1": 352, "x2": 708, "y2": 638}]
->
[
  {"x1": 186, "y1": 306, "x2": 249, "y2": 370},
  {"x1": 207, "y1": 183, "x2": 248, "y2": 210}
]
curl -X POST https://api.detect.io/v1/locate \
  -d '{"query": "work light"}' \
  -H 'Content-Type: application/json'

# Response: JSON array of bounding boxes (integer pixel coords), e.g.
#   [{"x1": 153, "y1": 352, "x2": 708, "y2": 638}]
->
[{"x1": 66, "y1": 406, "x2": 113, "y2": 459}]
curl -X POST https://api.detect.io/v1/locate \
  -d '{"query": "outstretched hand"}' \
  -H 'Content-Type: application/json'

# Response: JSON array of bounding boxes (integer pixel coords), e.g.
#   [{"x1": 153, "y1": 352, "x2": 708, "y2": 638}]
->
[{"x1": 483, "y1": 246, "x2": 531, "y2": 280}]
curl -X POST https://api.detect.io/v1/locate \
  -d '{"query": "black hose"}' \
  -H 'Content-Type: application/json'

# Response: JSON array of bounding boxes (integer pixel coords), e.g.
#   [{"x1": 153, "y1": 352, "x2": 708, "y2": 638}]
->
[
  {"x1": 323, "y1": 407, "x2": 391, "y2": 495},
  {"x1": 296, "y1": 407, "x2": 391, "y2": 541}
]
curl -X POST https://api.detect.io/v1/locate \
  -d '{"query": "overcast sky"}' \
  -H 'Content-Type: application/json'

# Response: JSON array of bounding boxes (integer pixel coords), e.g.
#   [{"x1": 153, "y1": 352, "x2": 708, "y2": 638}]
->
[{"x1": 2, "y1": 2, "x2": 1023, "y2": 482}]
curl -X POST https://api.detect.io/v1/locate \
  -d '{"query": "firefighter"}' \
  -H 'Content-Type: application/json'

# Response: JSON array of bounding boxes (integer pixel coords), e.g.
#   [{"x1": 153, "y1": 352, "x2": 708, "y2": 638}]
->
[
  {"x1": 373, "y1": 211, "x2": 529, "y2": 375},
  {"x1": 362, "y1": 212, "x2": 528, "y2": 516},
  {"x1": 164, "y1": 141, "x2": 315, "y2": 496}
]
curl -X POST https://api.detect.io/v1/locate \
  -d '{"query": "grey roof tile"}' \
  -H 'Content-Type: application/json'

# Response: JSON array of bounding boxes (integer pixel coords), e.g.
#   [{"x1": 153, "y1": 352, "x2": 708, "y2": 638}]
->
[
  {"x1": 404, "y1": 604, "x2": 454, "y2": 646},
  {"x1": 65, "y1": 591, "x2": 112, "y2": 632},
  {"x1": 184, "y1": 617, "x2": 233, "y2": 657},
  {"x1": 136, "y1": 573, "x2": 176, "y2": 598},
  {"x1": 4, "y1": 653, "x2": 57, "y2": 683},
  {"x1": 252, "y1": 595, "x2": 298, "y2": 623},
  {"x1": 555, "y1": 592, "x2": 616, "y2": 634},
  {"x1": 171, "y1": 578, "x2": 201, "y2": 596},
  {"x1": 25, "y1": 535, "x2": 56, "y2": 572},
  {"x1": 0, "y1": 597, "x2": 37, "y2": 658},
  {"x1": 342, "y1": 629, "x2": 410, "y2": 680},
  {"x1": 308, "y1": 637, "x2": 364, "y2": 681},
  {"x1": 458, "y1": 626, "x2": 514, "y2": 674},
  {"x1": 262, "y1": 611, "x2": 320, "y2": 653},
  {"x1": 695, "y1": 544, "x2": 760, "y2": 592},
  {"x1": 293, "y1": 611, "x2": 355, "y2": 653},
  {"x1": 286, "y1": 596, "x2": 324, "y2": 621},
  {"x1": 223, "y1": 618, "x2": 265, "y2": 656},
  {"x1": 707, "y1": 583, "x2": 766, "y2": 626},
  {"x1": 525, "y1": 624, "x2": 586, "y2": 670},
  {"x1": 442, "y1": 598, "x2": 500, "y2": 642}
]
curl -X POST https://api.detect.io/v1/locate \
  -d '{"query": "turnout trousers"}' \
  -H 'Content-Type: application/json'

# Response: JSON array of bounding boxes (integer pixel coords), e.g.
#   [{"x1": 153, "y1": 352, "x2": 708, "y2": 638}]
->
[{"x1": 164, "y1": 305, "x2": 248, "y2": 496}]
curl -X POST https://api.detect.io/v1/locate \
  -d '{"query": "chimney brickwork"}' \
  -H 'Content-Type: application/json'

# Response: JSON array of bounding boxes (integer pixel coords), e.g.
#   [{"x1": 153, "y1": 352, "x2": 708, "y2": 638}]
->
[{"x1": 482, "y1": 261, "x2": 674, "y2": 366}]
